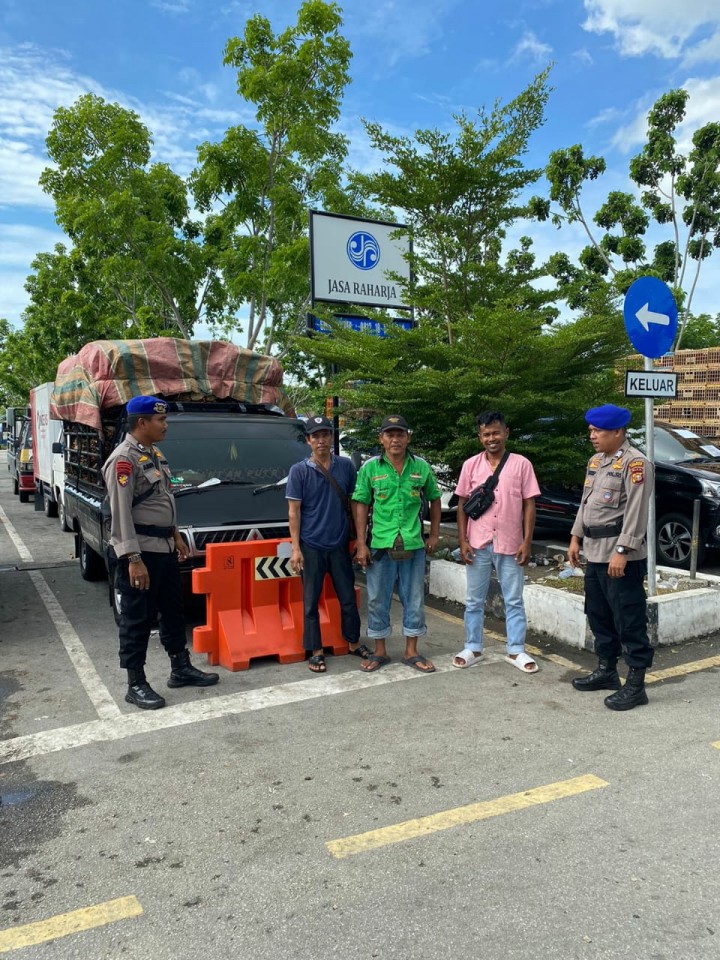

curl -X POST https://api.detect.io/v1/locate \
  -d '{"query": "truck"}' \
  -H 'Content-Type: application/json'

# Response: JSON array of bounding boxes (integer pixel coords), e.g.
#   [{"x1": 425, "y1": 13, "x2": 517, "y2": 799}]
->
[
  {"x1": 50, "y1": 338, "x2": 309, "y2": 621},
  {"x1": 6, "y1": 405, "x2": 33, "y2": 502},
  {"x1": 30, "y1": 382, "x2": 67, "y2": 523}
]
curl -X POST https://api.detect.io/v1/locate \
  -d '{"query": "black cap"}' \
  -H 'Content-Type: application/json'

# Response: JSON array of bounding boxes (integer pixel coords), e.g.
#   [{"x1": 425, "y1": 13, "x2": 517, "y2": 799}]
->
[
  {"x1": 379, "y1": 414, "x2": 411, "y2": 433},
  {"x1": 305, "y1": 415, "x2": 334, "y2": 435}
]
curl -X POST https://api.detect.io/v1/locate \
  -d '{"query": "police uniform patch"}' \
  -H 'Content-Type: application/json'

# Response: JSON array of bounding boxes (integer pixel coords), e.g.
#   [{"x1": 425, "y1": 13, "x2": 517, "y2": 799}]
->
[
  {"x1": 589, "y1": 457, "x2": 601, "y2": 470},
  {"x1": 138, "y1": 455, "x2": 148, "y2": 463},
  {"x1": 613, "y1": 459, "x2": 624, "y2": 470},
  {"x1": 118, "y1": 474, "x2": 129, "y2": 486},
  {"x1": 603, "y1": 490, "x2": 613, "y2": 500},
  {"x1": 629, "y1": 458, "x2": 645, "y2": 484},
  {"x1": 116, "y1": 459, "x2": 132, "y2": 477}
]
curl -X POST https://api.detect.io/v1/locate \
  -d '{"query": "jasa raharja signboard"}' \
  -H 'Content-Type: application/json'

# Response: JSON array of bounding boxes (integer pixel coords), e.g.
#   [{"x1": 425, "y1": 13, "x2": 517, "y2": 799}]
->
[{"x1": 310, "y1": 210, "x2": 411, "y2": 310}]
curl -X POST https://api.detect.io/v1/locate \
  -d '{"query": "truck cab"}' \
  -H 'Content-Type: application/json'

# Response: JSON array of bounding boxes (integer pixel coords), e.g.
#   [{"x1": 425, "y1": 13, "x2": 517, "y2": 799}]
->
[
  {"x1": 8, "y1": 416, "x2": 34, "y2": 503},
  {"x1": 61, "y1": 401, "x2": 310, "y2": 618}
]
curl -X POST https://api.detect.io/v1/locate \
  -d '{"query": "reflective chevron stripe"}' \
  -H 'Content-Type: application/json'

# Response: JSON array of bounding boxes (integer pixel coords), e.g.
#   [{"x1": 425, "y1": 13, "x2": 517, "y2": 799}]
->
[{"x1": 254, "y1": 556, "x2": 298, "y2": 579}]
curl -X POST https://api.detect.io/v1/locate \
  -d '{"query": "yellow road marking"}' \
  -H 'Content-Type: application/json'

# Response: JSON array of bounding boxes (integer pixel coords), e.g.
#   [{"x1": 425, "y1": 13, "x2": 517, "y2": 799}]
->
[
  {"x1": 428, "y1": 604, "x2": 720, "y2": 681},
  {"x1": 0, "y1": 896, "x2": 142, "y2": 954},
  {"x1": 646, "y1": 655, "x2": 720, "y2": 684},
  {"x1": 712, "y1": 742, "x2": 720, "y2": 750},
  {"x1": 326, "y1": 773, "x2": 608, "y2": 859}
]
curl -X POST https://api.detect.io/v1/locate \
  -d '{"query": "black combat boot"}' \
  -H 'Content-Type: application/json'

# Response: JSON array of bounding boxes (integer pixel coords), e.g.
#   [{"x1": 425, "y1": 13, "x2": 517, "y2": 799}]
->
[
  {"x1": 604, "y1": 667, "x2": 649, "y2": 711},
  {"x1": 572, "y1": 660, "x2": 621, "y2": 691},
  {"x1": 167, "y1": 649, "x2": 220, "y2": 688},
  {"x1": 126, "y1": 669, "x2": 166, "y2": 710}
]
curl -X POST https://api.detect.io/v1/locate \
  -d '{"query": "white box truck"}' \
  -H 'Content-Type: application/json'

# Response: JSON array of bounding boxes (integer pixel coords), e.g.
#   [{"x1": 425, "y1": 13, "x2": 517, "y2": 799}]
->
[{"x1": 30, "y1": 382, "x2": 67, "y2": 525}]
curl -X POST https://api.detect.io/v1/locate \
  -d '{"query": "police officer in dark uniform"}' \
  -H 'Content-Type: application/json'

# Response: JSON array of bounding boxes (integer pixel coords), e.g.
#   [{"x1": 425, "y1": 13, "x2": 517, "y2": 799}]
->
[
  {"x1": 103, "y1": 395, "x2": 218, "y2": 709},
  {"x1": 568, "y1": 404, "x2": 654, "y2": 711}
]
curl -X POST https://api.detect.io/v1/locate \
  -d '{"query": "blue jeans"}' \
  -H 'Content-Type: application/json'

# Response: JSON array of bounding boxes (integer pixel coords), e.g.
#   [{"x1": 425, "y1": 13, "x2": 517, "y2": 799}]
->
[
  {"x1": 464, "y1": 545, "x2": 527, "y2": 654},
  {"x1": 365, "y1": 548, "x2": 427, "y2": 640}
]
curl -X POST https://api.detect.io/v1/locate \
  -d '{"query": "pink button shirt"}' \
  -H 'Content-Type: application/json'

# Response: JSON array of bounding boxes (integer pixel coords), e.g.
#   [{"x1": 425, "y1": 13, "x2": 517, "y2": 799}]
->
[{"x1": 455, "y1": 452, "x2": 540, "y2": 554}]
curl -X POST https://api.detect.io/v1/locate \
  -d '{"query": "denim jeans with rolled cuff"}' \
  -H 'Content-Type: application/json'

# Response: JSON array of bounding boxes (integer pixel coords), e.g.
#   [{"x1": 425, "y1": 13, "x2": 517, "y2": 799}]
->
[{"x1": 365, "y1": 548, "x2": 427, "y2": 640}]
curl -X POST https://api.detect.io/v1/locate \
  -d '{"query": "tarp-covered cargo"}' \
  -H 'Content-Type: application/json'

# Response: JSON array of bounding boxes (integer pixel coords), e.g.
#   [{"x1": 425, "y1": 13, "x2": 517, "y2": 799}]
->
[{"x1": 50, "y1": 338, "x2": 292, "y2": 430}]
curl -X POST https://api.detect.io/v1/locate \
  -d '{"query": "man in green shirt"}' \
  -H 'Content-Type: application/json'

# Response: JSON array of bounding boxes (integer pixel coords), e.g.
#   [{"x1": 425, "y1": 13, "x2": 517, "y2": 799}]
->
[{"x1": 352, "y1": 415, "x2": 441, "y2": 673}]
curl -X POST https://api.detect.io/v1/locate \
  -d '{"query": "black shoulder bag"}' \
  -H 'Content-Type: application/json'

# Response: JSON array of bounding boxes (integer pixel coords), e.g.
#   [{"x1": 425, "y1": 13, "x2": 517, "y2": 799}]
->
[
  {"x1": 462, "y1": 451, "x2": 510, "y2": 521},
  {"x1": 311, "y1": 459, "x2": 358, "y2": 541}
]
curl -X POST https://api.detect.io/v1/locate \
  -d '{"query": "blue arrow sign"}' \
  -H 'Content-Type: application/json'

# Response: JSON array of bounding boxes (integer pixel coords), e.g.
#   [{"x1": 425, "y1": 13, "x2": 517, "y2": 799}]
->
[{"x1": 623, "y1": 276, "x2": 678, "y2": 358}]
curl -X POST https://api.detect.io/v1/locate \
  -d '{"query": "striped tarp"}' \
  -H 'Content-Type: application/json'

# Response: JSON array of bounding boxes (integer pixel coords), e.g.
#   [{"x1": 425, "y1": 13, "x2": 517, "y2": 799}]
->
[{"x1": 50, "y1": 338, "x2": 293, "y2": 430}]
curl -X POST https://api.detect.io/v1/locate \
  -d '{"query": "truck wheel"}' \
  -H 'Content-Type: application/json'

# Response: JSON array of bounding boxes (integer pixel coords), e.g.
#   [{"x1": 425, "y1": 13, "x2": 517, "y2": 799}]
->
[
  {"x1": 44, "y1": 493, "x2": 58, "y2": 518},
  {"x1": 78, "y1": 532, "x2": 107, "y2": 582},
  {"x1": 13, "y1": 477, "x2": 18, "y2": 495},
  {"x1": 19, "y1": 489, "x2": 29, "y2": 503},
  {"x1": 58, "y1": 497, "x2": 71, "y2": 532},
  {"x1": 656, "y1": 512, "x2": 704, "y2": 569}
]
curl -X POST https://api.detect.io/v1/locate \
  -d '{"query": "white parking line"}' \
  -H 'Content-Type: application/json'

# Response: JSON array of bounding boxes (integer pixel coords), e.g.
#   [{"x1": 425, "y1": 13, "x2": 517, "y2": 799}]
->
[
  {"x1": 0, "y1": 662, "x2": 455, "y2": 765},
  {"x1": 0, "y1": 505, "x2": 120, "y2": 720},
  {"x1": 28, "y1": 571, "x2": 121, "y2": 720},
  {"x1": 0, "y1": 504, "x2": 33, "y2": 562}
]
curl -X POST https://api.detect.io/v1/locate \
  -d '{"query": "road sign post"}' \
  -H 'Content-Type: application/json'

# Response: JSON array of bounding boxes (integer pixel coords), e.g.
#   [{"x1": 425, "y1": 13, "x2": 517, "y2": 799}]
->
[{"x1": 623, "y1": 277, "x2": 679, "y2": 598}]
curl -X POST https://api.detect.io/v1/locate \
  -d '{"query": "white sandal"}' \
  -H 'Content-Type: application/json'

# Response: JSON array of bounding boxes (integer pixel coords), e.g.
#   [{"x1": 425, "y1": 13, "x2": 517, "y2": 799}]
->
[
  {"x1": 452, "y1": 648, "x2": 483, "y2": 668},
  {"x1": 504, "y1": 651, "x2": 538, "y2": 673}
]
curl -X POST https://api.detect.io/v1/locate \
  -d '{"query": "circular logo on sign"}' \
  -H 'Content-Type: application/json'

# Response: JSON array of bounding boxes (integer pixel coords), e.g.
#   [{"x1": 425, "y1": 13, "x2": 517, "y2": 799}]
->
[{"x1": 347, "y1": 231, "x2": 380, "y2": 271}]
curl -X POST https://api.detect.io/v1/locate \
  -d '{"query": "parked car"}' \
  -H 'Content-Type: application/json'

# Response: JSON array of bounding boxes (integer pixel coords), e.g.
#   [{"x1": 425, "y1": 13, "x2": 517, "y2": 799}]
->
[{"x1": 535, "y1": 421, "x2": 720, "y2": 568}]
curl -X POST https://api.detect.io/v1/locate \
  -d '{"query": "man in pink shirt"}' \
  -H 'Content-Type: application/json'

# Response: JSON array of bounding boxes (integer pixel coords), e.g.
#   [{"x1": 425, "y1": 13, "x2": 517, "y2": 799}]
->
[{"x1": 453, "y1": 411, "x2": 541, "y2": 673}]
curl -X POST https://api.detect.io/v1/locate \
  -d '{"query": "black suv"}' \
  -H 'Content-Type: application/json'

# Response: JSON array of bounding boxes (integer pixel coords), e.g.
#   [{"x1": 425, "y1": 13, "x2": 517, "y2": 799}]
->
[{"x1": 535, "y1": 421, "x2": 720, "y2": 568}]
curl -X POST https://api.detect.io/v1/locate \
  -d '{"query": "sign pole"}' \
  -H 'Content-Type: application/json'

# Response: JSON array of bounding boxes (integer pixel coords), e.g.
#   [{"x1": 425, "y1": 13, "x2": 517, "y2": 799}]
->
[
  {"x1": 644, "y1": 355, "x2": 657, "y2": 598},
  {"x1": 623, "y1": 276, "x2": 678, "y2": 598}
]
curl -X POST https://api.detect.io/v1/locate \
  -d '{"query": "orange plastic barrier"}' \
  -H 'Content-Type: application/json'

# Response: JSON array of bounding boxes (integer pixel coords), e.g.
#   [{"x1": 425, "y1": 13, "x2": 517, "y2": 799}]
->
[{"x1": 192, "y1": 539, "x2": 359, "y2": 671}]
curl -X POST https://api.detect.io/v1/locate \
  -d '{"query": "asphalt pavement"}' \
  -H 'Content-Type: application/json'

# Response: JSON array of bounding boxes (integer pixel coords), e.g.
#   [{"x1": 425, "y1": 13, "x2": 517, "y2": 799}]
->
[{"x1": 1, "y1": 451, "x2": 720, "y2": 960}]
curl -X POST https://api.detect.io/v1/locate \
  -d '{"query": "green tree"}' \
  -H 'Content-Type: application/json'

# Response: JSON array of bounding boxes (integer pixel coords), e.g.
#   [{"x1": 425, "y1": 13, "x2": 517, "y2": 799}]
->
[
  {"x1": 301, "y1": 73, "x2": 630, "y2": 484},
  {"x1": 530, "y1": 89, "x2": 720, "y2": 347},
  {"x1": 191, "y1": 0, "x2": 354, "y2": 353},
  {"x1": 39, "y1": 94, "x2": 216, "y2": 339}
]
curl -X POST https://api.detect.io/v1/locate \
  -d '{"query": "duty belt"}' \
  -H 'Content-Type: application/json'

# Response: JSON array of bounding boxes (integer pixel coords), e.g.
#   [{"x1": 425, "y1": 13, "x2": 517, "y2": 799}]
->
[
  {"x1": 134, "y1": 523, "x2": 174, "y2": 538},
  {"x1": 582, "y1": 520, "x2": 623, "y2": 539}
]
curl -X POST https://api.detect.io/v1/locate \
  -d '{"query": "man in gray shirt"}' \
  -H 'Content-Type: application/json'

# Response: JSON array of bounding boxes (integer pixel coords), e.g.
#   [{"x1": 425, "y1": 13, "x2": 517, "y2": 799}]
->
[
  {"x1": 103, "y1": 395, "x2": 218, "y2": 709},
  {"x1": 568, "y1": 404, "x2": 654, "y2": 711}
]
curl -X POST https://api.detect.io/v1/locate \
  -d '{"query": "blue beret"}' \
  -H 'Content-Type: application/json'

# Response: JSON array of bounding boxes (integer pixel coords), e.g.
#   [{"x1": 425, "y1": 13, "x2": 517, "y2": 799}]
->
[
  {"x1": 126, "y1": 395, "x2": 168, "y2": 416},
  {"x1": 585, "y1": 404, "x2": 631, "y2": 430}
]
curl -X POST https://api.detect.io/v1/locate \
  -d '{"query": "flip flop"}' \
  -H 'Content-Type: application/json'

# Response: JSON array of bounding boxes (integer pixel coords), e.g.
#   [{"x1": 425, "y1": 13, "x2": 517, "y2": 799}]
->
[
  {"x1": 402, "y1": 655, "x2": 436, "y2": 674},
  {"x1": 348, "y1": 643, "x2": 373, "y2": 659},
  {"x1": 504, "y1": 652, "x2": 538, "y2": 674},
  {"x1": 361, "y1": 654, "x2": 391, "y2": 673},
  {"x1": 308, "y1": 654, "x2": 326, "y2": 673},
  {"x1": 452, "y1": 648, "x2": 483, "y2": 668}
]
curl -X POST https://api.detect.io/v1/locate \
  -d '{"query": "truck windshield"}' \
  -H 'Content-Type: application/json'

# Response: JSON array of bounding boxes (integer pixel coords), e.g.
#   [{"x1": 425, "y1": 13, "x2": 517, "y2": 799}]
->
[{"x1": 158, "y1": 417, "x2": 309, "y2": 489}]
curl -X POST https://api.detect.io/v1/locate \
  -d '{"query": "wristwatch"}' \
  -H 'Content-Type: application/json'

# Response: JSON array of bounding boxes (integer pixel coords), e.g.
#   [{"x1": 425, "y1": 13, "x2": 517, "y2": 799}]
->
[
  {"x1": 615, "y1": 545, "x2": 627, "y2": 555},
  {"x1": 127, "y1": 552, "x2": 142, "y2": 563}
]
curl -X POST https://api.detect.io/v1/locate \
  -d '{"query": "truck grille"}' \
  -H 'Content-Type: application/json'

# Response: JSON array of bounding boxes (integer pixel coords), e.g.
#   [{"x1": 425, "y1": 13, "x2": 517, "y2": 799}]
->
[{"x1": 190, "y1": 526, "x2": 290, "y2": 552}]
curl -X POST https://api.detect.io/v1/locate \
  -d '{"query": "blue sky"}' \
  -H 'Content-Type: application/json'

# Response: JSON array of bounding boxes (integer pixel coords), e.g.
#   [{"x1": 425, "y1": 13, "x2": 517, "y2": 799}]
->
[{"x1": 2, "y1": 0, "x2": 720, "y2": 334}]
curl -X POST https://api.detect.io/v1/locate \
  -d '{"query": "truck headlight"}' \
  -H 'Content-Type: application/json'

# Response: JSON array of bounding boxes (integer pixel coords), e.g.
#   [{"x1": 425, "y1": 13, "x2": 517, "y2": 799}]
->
[{"x1": 699, "y1": 479, "x2": 720, "y2": 499}]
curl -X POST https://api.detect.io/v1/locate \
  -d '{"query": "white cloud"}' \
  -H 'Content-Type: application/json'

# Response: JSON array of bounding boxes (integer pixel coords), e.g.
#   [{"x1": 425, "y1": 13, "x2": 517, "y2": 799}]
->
[
  {"x1": 573, "y1": 47, "x2": 594, "y2": 65},
  {"x1": 586, "y1": 106, "x2": 622, "y2": 129},
  {"x1": 345, "y1": 0, "x2": 461, "y2": 68},
  {"x1": 582, "y1": 0, "x2": 720, "y2": 62},
  {"x1": 0, "y1": 42, "x2": 252, "y2": 324},
  {"x1": 511, "y1": 30, "x2": 553, "y2": 63},
  {"x1": 611, "y1": 74, "x2": 720, "y2": 153},
  {"x1": 151, "y1": 0, "x2": 193, "y2": 13}
]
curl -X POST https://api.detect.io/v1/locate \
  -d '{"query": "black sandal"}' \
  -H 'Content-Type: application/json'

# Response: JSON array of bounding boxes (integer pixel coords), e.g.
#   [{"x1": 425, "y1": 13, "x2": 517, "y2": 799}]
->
[
  {"x1": 308, "y1": 654, "x2": 326, "y2": 673},
  {"x1": 348, "y1": 643, "x2": 372, "y2": 660}
]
